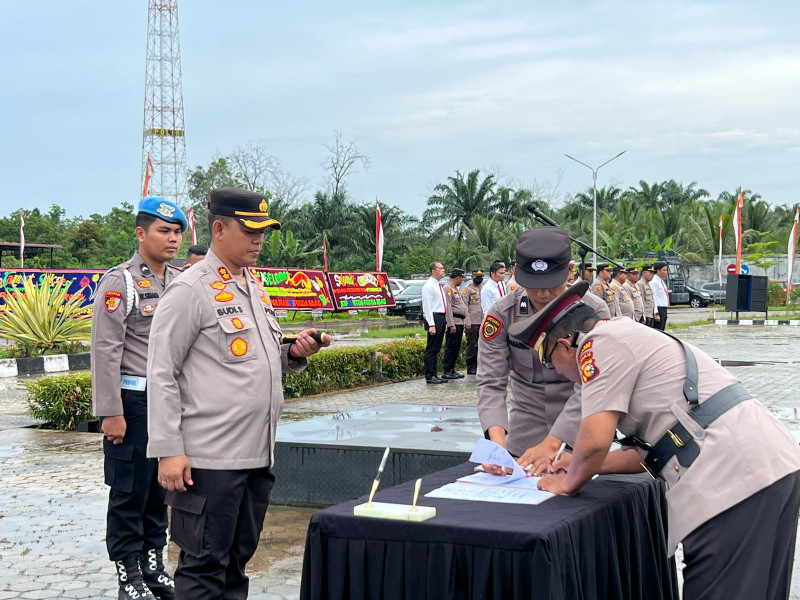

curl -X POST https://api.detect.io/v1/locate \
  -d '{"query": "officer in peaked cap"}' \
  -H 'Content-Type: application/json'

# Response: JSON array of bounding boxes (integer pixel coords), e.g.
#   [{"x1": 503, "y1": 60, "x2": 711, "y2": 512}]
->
[
  {"x1": 623, "y1": 266, "x2": 646, "y2": 323},
  {"x1": 588, "y1": 262, "x2": 617, "y2": 316},
  {"x1": 638, "y1": 264, "x2": 657, "y2": 327},
  {"x1": 91, "y1": 196, "x2": 188, "y2": 599},
  {"x1": 476, "y1": 227, "x2": 610, "y2": 476},
  {"x1": 508, "y1": 280, "x2": 800, "y2": 600},
  {"x1": 463, "y1": 269, "x2": 484, "y2": 374},
  {"x1": 146, "y1": 187, "x2": 328, "y2": 599}
]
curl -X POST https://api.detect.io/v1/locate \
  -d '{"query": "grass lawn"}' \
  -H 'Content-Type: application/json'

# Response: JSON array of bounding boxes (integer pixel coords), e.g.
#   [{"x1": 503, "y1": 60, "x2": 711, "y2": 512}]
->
[
  {"x1": 277, "y1": 310, "x2": 396, "y2": 323},
  {"x1": 361, "y1": 325, "x2": 424, "y2": 339}
]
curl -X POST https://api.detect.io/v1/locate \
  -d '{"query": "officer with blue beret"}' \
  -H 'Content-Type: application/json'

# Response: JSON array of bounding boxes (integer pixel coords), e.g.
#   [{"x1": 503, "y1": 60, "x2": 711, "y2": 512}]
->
[{"x1": 91, "y1": 196, "x2": 187, "y2": 599}]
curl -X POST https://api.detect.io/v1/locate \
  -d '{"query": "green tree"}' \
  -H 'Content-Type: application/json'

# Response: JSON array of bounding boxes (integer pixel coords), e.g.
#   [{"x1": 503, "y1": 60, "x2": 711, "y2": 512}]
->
[{"x1": 424, "y1": 169, "x2": 503, "y2": 238}]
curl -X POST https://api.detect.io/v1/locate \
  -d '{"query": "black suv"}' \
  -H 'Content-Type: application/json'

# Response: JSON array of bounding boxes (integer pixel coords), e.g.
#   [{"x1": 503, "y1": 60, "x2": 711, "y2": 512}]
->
[{"x1": 387, "y1": 281, "x2": 425, "y2": 320}]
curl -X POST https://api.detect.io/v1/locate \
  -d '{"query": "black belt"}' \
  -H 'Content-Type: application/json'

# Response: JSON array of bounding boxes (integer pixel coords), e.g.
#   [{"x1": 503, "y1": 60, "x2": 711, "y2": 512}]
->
[
  {"x1": 453, "y1": 312, "x2": 466, "y2": 319},
  {"x1": 433, "y1": 312, "x2": 445, "y2": 316},
  {"x1": 618, "y1": 333, "x2": 751, "y2": 479}
]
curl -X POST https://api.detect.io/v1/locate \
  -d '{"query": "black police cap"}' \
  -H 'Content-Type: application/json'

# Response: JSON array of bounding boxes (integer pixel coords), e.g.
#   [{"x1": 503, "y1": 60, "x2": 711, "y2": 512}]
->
[{"x1": 208, "y1": 187, "x2": 281, "y2": 230}]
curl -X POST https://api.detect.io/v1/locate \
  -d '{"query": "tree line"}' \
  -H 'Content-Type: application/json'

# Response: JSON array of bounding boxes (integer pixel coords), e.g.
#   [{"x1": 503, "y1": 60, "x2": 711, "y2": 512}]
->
[{"x1": 1, "y1": 134, "x2": 797, "y2": 276}]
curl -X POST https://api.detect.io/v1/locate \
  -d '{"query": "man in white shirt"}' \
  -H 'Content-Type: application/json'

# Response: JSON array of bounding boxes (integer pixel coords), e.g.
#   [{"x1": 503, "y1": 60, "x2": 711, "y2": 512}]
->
[
  {"x1": 649, "y1": 261, "x2": 670, "y2": 330},
  {"x1": 422, "y1": 261, "x2": 449, "y2": 384},
  {"x1": 481, "y1": 261, "x2": 507, "y2": 313}
]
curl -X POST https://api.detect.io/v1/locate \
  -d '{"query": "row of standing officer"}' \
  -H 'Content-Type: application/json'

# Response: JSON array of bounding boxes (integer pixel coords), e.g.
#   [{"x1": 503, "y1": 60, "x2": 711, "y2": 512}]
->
[{"x1": 587, "y1": 263, "x2": 659, "y2": 326}]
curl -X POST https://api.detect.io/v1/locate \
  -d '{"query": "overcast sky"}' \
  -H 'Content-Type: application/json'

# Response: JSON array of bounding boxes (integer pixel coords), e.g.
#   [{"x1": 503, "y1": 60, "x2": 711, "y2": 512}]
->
[{"x1": 2, "y1": 1, "x2": 799, "y2": 219}]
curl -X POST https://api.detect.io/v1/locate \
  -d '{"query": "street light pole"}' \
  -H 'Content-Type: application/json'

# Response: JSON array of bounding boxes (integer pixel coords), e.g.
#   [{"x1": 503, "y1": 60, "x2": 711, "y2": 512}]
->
[{"x1": 564, "y1": 151, "x2": 626, "y2": 260}]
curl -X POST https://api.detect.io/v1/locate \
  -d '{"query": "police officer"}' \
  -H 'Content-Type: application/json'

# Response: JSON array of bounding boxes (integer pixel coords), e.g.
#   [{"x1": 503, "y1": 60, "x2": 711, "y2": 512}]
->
[
  {"x1": 442, "y1": 268, "x2": 468, "y2": 379},
  {"x1": 476, "y1": 228, "x2": 610, "y2": 475},
  {"x1": 624, "y1": 266, "x2": 645, "y2": 323},
  {"x1": 146, "y1": 188, "x2": 328, "y2": 599},
  {"x1": 463, "y1": 269, "x2": 483, "y2": 375},
  {"x1": 638, "y1": 264, "x2": 656, "y2": 326},
  {"x1": 588, "y1": 263, "x2": 617, "y2": 316},
  {"x1": 91, "y1": 197, "x2": 188, "y2": 600},
  {"x1": 610, "y1": 267, "x2": 634, "y2": 319},
  {"x1": 511, "y1": 284, "x2": 800, "y2": 600}
]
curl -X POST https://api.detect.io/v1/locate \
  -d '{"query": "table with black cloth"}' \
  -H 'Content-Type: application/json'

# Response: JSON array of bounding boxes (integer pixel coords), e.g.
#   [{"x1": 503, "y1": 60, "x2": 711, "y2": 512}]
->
[{"x1": 300, "y1": 463, "x2": 678, "y2": 600}]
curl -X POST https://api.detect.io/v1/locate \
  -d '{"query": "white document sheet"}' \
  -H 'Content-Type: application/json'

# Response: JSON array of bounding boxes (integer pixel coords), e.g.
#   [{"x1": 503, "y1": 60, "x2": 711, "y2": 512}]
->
[
  {"x1": 468, "y1": 439, "x2": 527, "y2": 482},
  {"x1": 425, "y1": 481, "x2": 554, "y2": 505}
]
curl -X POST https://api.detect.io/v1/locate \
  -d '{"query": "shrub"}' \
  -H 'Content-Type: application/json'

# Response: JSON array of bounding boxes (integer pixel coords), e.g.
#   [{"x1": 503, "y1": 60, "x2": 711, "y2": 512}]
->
[
  {"x1": 25, "y1": 373, "x2": 93, "y2": 430},
  {"x1": 767, "y1": 281, "x2": 787, "y2": 307},
  {"x1": 0, "y1": 274, "x2": 91, "y2": 355}
]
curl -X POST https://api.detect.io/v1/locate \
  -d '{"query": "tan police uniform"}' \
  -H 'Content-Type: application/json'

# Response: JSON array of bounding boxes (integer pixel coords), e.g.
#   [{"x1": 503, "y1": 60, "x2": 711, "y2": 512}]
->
[
  {"x1": 623, "y1": 279, "x2": 644, "y2": 322},
  {"x1": 91, "y1": 251, "x2": 180, "y2": 565},
  {"x1": 610, "y1": 278, "x2": 634, "y2": 319},
  {"x1": 576, "y1": 318, "x2": 800, "y2": 558},
  {"x1": 477, "y1": 287, "x2": 610, "y2": 455},
  {"x1": 590, "y1": 278, "x2": 617, "y2": 316},
  {"x1": 463, "y1": 278, "x2": 483, "y2": 373},
  {"x1": 443, "y1": 281, "x2": 469, "y2": 329},
  {"x1": 442, "y1": 275, "x2": 468, "y2": 377},
  {"x1": 636, "y1": 277, "x2": 655, "y2": 325}
]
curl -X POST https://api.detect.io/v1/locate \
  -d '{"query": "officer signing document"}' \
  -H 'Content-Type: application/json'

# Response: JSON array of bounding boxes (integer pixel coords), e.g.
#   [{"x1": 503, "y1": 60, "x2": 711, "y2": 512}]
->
[
  {"x1": 510, "y1": 281, "x2": 800, "y2": 600},
  {"x1": 146, "y1": 188, "x2": 329, "y2": 599}
]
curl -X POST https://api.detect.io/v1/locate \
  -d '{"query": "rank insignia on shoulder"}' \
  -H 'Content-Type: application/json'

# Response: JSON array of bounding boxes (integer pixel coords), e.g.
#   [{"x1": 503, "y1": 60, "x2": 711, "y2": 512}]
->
[
  {"x1": 139, "y1": 263, "x2": 151, "y2": 276},
  {"x1": 142, "y1": 304, "x2": 155, "y2": 314},
  {"x1": 519, "y1": 297, "x2": 528, "y2": 314},
  {"x1": 104, "y1": 291, "x2": 122, "y2": 313},
  {"x1": 230, "y1": 337, "x2": 248, "y2": 357},
  {"x1": 210, "y1": 281, "x2": 226, "y2": 290},
  {"x1": 481, "y1": 315, "x2": 503, "y2": 341},
  {"x1": 137, "y1": 279, "x2": 152, "y2": 288},
  {"x1": 215, "y1": 290, "x2": 234, "y2": 303},
  {"x1": 218, "y1": 267, "x2": 232, "y2": 281},
  {"x1": 581, "y1": 358, "x2": 600, "y2": 384}
]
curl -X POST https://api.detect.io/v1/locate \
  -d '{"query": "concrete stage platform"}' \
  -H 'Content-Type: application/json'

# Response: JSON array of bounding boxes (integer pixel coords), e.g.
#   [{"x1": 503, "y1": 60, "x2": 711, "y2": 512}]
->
[{"x1": 271, "y1": 403, "x2": 482, "y2": 506}]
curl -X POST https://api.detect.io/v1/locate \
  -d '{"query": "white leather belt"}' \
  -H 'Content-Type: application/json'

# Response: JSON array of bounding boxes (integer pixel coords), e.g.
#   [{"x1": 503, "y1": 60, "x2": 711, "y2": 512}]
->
[{"x1": 121, "y1": 375, "x2": 147, "y2": 391}]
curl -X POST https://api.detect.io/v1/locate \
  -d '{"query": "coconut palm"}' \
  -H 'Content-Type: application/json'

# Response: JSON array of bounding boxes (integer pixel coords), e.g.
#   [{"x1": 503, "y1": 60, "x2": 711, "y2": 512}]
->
[{"x1": 424, "y1": 169, "x2": 503, "y2": 238}]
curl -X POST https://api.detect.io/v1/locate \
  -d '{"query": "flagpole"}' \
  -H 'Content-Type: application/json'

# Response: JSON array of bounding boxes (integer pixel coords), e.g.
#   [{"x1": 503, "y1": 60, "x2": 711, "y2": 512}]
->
[
  {"x1": 19, "y1": 211, "x2": 24, "y2": 268},
  {"x1": 718, "y1": 216, "x2": 723, "y2": 287},
  {"x1": 375, "y1": 197, "x2": 383, "y2": 272},
  {"x1": 788, "y1": 207, "x2": 799, "y2": 301},
  {"x1": 735, "y1": 188, "x2": 743, "y2": 274}
]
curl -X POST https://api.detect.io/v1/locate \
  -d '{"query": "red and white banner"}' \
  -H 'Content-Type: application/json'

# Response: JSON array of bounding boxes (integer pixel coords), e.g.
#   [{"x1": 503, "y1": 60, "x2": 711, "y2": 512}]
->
[
  {"x1": 322, "y1": 236, "x2": 329, "y2": 272},
  {"x1": 734, "y1": 188, "x2": 743, "y2": 274},
  {"x1": 188, "y1": 208, "x2": 197, "y2": 245},
  {"x1": 376, "y1": 199, "x2": 384, "y2": 272},
  {"x1": 788, "y1": 207, "x2": 799, "y2": 298},
  {"x1": 142, "y1": 155, "x2": 154, "y2": 197},
  {"x1": 19, "y1": 211, "x2": 25, "y2": 268},
  {"x1": 718, "y1": 216, "x2": 723, "y2": 286}
]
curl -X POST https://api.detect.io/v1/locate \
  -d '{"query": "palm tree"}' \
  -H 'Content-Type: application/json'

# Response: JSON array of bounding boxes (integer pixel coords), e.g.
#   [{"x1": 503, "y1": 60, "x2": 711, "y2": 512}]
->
[{"x1": 423, "y1": 169, "x2": 503, "y2": 238}]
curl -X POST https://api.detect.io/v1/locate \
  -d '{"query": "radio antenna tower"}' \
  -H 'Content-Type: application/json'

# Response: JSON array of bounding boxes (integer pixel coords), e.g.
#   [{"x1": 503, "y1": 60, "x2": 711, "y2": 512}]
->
[{"x1": 141, "y1": 0, "x2": 187, "y2": 204}]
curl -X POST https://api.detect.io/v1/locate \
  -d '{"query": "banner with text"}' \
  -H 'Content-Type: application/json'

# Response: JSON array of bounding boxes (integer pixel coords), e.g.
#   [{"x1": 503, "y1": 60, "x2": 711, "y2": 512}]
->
[
  {"x1": 250, "y1": 268, "x2": 334, "y2": 311},
  {"x1": 326, "y1": 271, "x2": 395, "y2": 309},
  {"x1": 0, "y1": 269, "x2": 106, "y2": 316}
]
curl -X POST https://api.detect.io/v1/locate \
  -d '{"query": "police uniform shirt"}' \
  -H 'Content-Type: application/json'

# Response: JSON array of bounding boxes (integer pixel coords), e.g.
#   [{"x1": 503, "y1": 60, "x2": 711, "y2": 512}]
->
[
  {"x1": 624, "y1": 279, "x2": 644, "y2": 321},
  {"x1": 637, "y1": 278, "x2": 655, "y2": 319},
  {"x1": 91, "y1": 252, "x2": 179, "y2": 416},
  {"x1": 146, "y1": 249, "x2": 307, "y2": 469},
  {"x1": 464, "y1": 283, "x2": 483, "y2": 324},
  {"x1": 610, "y1": 279, "x2": 635, "y2": 319},
  {"x1": 576, "y1": 318, "x2": 800, "y2": 553},
  {"x1": 476, "y1": 287, "x2": 611, "y2": 455},
  {"x1": 590, "y1": 278, "x2": 617, "y2": 317},
  {"x1": 480, "y1": 278, "x2": 506, "y2": 314},
  {"x1": 443, "y1": 281, "x2": 469, "y2": 327}
]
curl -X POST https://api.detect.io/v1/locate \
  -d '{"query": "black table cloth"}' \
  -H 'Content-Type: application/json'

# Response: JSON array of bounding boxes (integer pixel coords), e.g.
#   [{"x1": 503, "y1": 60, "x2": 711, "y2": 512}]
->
[{"x1": 300, "y1": 463, "x2": 678, "y2": 600}]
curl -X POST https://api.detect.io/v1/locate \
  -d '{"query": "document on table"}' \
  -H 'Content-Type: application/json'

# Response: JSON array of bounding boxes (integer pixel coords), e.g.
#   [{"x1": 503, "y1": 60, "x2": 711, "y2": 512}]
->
[{"x1": 423, "y1": 438, "x2": 555, "y2": 505}]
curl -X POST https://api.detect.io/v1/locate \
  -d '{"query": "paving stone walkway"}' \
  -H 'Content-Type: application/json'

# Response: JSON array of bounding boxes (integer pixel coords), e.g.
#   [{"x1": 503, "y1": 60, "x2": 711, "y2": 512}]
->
[{"x1": 1, "y1": 324, "x2": 799, "y2": 598}]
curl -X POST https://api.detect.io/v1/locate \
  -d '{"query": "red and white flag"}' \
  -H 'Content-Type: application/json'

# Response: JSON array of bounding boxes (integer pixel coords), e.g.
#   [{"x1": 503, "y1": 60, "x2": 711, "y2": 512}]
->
[
  {"x1": 19, "y1": 211, "x2": 24, "y2": 268},
  {"x1": 733, "y1": 188, "x2": 744, "y2": 274},
  {"x1": 188, "y1": 208, "x2": 197, "y2": 245},
  {"x1": 718, "y1": 216, "x2": 724, "y2": 287},
  {"x1": 376, "y1": 198, "x2": 384, "y2": 272},
  {"x1": 788, "y1": 206, "x2": 799, "y2": 298},
  {"x1": 142, "y1": 155, "x2": 154, "y2": 197},
  {"x1": 322, "y1": 235, "x2": 329, "y2": 272}
]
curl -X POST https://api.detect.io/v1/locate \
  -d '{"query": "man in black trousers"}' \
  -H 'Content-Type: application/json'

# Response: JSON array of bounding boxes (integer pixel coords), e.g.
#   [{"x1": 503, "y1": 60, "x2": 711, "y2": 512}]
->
[{"x1": 422, "y1": 261, "x2": 449, "y2": 384}]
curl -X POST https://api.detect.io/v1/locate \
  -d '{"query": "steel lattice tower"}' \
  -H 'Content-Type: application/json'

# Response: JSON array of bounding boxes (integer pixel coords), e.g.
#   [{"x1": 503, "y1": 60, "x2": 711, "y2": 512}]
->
[{"x1": 141, "y1": 0, "x2": 187, "y2": 204}]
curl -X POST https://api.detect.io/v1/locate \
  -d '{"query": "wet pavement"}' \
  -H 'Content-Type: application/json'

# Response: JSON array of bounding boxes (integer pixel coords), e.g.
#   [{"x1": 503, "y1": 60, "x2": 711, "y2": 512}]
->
[{"x1": 1, "y1": 324, "x2": 800, "y2": 598}]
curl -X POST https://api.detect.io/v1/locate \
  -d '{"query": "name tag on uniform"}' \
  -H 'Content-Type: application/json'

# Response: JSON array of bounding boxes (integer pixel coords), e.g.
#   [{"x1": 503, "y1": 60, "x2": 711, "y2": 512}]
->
[{"x1": 121, "y1": 376, "x2": 147, "y2": 391}]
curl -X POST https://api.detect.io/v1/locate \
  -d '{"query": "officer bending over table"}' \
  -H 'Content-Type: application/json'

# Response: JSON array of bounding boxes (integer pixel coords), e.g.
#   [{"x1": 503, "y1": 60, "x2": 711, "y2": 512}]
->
[
  {"x1": 146, "y1": 188, "x2": 329, "y2": 599},
  {"x1": 510, "y1": 281, "x2": 800, "y2": 600}
]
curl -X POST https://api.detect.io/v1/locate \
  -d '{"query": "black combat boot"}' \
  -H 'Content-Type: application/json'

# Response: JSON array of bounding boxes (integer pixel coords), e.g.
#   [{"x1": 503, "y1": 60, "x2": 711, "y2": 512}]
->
[
  {"x1": 140, "y1": 547, "x2": 175, "y2": 600},
  {"x1": 115, "y1": 554, "x2": 156, "y2": 600}
]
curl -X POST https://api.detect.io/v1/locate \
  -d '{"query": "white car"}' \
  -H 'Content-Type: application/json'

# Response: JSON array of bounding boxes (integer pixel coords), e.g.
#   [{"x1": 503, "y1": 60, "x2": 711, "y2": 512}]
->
[{"x1": 388, "y1": 278, "x2": 407, "y2": 295}]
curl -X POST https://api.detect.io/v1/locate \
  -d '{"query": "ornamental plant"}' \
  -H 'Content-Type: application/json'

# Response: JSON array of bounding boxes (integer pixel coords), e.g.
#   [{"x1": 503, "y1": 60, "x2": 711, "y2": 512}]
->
[
  {"x1": 25, "y1": 373, "x2": 93, "y2": 430},
  {"x1": 0, "y1": 274, "x2": 92, "y2": 356}
]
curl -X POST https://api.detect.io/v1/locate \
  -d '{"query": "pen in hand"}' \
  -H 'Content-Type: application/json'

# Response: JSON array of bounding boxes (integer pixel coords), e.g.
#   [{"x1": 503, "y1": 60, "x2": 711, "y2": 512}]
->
[{"x1": 549, "y1": 442, "x2": 567, "y2": 474}]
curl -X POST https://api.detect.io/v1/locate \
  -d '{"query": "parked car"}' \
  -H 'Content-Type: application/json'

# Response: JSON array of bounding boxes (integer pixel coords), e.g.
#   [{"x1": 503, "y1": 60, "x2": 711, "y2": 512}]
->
[
  {"x1": 388, "y1": 278, "x2": 407, "y2": 295},
  {"x1": 683, "y1": 284, "x2": 715, "y2": 308},
  {"x1": 700, "y1": 282, "x2": 726, "y2": 304},
  {"x1": 387, "y1": 281, "x2": 425, "y2": 320}
]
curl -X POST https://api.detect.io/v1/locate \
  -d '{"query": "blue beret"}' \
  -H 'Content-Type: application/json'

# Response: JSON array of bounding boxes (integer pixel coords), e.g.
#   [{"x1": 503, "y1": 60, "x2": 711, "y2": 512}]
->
[{"x1": 137, "y1": 197, "x2": 188, "y2": 232}]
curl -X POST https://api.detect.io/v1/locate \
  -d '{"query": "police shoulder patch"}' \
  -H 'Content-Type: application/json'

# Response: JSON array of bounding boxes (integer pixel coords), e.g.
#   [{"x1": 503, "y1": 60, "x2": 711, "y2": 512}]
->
[
  {"x1": 104, "y1": 290, "x2": 122, "y2": 313},
  {"x1": 581, "y1": 358, "x2": 600, "y2": 384},
  {"x1": 481, "y1": 315, "x2": 503, "y2": 341}
]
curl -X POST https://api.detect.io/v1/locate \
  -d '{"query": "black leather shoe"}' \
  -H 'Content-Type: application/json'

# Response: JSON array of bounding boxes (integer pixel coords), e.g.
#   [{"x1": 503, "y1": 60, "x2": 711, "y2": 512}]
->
[
  {"x1": 451, "y1": 371, "x2": 465, "y2": 378},
  {"x1": 426, "y1": 376, "x2": 448, "y2": 384},
  {"x1": 467, "y1": 368, "x2": 477, "y2": 375},
  {"x1": 441, "y1": 372, "x2": 459, "y2": 380}
]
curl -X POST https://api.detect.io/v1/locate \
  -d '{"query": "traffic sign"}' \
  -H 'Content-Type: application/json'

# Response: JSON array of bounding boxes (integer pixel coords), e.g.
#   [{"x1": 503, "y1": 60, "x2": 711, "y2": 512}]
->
[
  {"x1": 727, "y1": 264, "x2": 737, "y2": 274},
  {"x1": 740, "y1": 264, "x2": 750, "y2": 275}
]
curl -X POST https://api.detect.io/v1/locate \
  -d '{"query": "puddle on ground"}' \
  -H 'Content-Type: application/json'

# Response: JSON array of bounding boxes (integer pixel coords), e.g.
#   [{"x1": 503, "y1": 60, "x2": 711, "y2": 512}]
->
[{"x1": 0, "y1": 445, "x2": 24, "y2": 458}]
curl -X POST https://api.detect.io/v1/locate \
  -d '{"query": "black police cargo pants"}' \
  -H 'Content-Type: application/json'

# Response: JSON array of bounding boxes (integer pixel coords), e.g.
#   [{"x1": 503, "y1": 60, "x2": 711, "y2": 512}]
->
[
  {"x1": 464, "y1": 325, "x2": 479, "y2": 369},
  {"x1": 443, "y1": 324, "x2": 464, "y2": 373},
  {"x1": 423, "y1": 313, "x2": 447, "y2": 379},
  {"x1": 681, "y1": 470, "x2": 800, "y2": 600},
  {"x1": 103, "y1": 389, "x2": 168, "y2": 561},
  {"x1": 168, "y1": 467, "x2": 275, "y2": 600}
]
